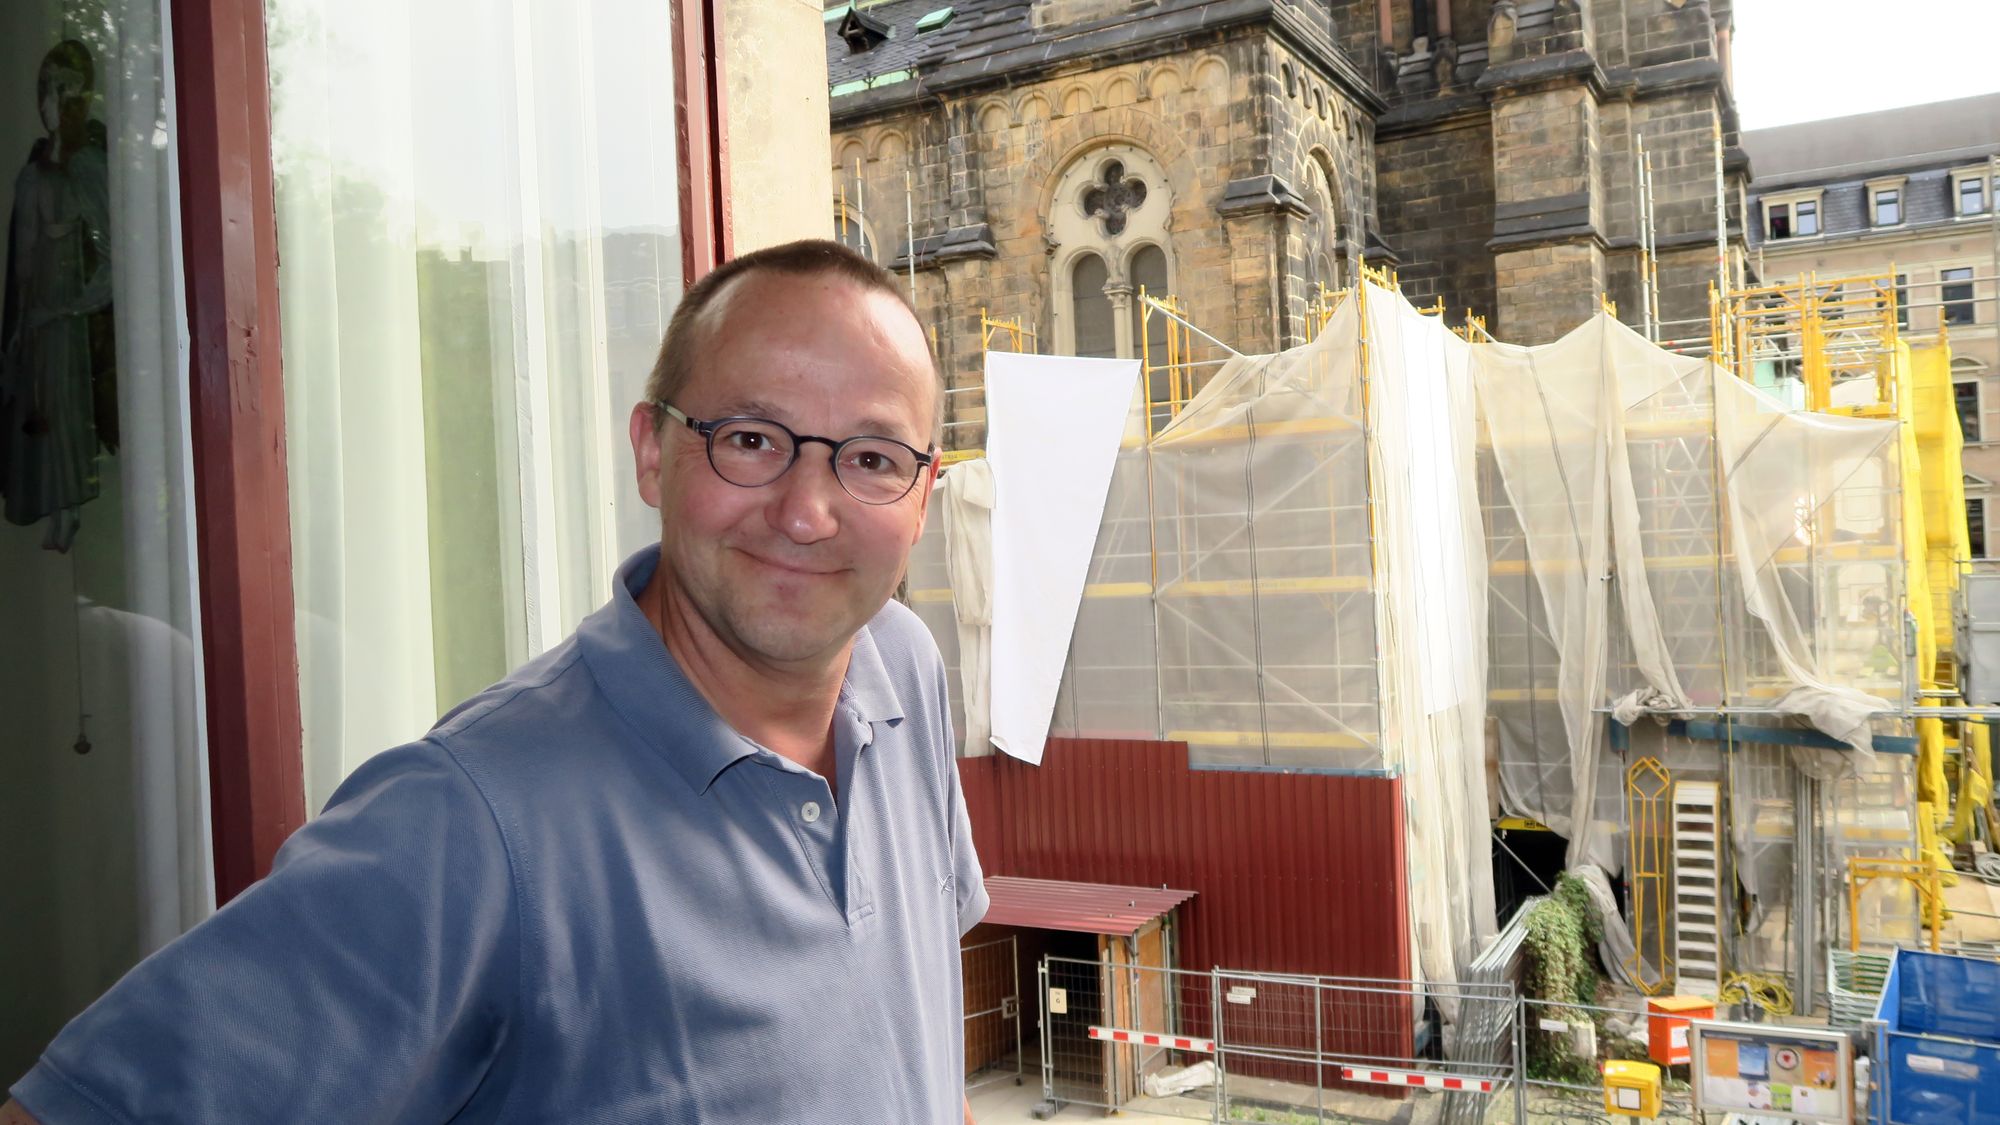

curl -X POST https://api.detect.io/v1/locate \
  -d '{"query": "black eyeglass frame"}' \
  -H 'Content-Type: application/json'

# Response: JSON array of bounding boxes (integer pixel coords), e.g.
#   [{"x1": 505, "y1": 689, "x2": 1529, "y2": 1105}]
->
[{"x1": 651, "y1": 400, "x2": 937, "y2": 505}]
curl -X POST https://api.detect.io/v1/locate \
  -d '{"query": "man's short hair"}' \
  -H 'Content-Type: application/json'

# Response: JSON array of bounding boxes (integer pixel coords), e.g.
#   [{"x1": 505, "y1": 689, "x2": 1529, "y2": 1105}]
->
[{"x1": 645, "y1": 238, "x2": 940, "y2": 441}]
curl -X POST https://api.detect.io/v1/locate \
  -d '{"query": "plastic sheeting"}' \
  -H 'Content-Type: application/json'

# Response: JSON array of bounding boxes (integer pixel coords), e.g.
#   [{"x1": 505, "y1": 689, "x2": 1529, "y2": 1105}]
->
[
  {"x1": 1360, "y1": 286, "x2": 1499, "y2": 990},
  {"x1": 913, "y1": 286, "x2": 1498, "y2": 987},
  {"x1": 1473, "y1": 313, "x2": 1903, "y2": 870}
]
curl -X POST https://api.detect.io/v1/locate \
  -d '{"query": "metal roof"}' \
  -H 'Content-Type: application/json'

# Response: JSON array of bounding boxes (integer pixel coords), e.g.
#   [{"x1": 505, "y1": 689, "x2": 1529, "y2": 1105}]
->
[{"x1": 982, "y1": 875, "x2": 1195, "y2": 936}]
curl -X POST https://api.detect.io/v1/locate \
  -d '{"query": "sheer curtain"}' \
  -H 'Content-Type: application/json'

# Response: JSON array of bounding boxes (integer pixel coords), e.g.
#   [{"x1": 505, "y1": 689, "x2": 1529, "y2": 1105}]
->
[
  {"x1": 265, "y1": 0, "x2": 682, "y2": 811},
  {"x1": 0, "y1": 0, "x2": 207, "y2": 1080}
]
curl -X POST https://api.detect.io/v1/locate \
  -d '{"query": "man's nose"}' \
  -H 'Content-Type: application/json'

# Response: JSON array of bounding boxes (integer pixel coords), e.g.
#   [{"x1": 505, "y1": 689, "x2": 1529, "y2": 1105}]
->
[{"x1": 767, "y1": 445, "x2": 843, "y2": 544}]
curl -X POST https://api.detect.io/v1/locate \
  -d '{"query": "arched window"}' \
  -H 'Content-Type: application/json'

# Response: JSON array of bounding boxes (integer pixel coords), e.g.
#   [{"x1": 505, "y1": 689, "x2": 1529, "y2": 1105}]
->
[
  {"x1": 1129, "y1": 244, "x2": 1172, "y2": 422},
  {"x1": 1047, "y1": 143, "x2": 1175, "y2": 357},
  {"x1": 1071, "y1": 253, "x2": 1116, "y2": 359},
  {"x1": 1301, "y1": 155, "x2": 1340, "y2": 298},
  {"x1": 834, "y1": 205, "x2": 875, "y2": 262}
]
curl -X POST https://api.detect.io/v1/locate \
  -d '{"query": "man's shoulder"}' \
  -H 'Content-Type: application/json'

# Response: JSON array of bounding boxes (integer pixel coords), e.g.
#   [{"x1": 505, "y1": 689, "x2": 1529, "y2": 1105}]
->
[
  {"x1": 865, "y1": 595, "x2": 944, "y2": 671},
  {"x1": 430, "y1": 635, "x2": 595, "y2": 746}
]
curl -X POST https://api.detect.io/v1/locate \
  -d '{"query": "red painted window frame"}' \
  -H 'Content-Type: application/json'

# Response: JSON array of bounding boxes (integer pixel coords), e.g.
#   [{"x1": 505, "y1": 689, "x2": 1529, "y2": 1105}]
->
[{"x1": 170, "y1": 0, "x2": 731, "y2": 904}]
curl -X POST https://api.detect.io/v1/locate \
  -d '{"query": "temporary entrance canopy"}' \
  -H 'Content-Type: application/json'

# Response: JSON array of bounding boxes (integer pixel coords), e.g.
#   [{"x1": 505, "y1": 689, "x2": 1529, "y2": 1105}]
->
[{"x1": 980, "y1": 875, "x2": 1196, "y2": 937}]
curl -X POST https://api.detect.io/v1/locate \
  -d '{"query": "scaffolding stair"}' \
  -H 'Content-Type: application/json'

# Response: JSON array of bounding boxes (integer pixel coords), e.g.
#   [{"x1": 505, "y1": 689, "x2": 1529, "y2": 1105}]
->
[{"x1": 1673, "y1": 781, "x2": 1723, "y2": 993}]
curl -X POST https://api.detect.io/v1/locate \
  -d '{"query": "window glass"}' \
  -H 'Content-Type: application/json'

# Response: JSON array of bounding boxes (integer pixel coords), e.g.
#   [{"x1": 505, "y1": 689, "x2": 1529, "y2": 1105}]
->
[
  {"x1": 1795, "y1": 199, "x2": 1818, "y2": 236},
  {"x1": 266, "y1": 0, "x2": 685, "y2": 807},
  {"x1": 1071, "y1": 252, "x2": 1115, "y2": 359},
  {"x1": 1896, "y1": 274, "x2": 1909, "y2": 330},
  {"x1": 1874, "y1": 189, "x2": 1901, "y2": 226},
  {"x1": 1944, "y1": 267, "x2": 1976, "y2": 326},
  {"x1": 1961, "y1": 177, "x2": 1986, "y2": 216},
  {"x1": 1768, "y1": 202, "x2": 1791, "y2": 239},
  {"x1": 834, "y1": 204, "x2": 874, "y2": 261},
  {"x1": 0, "y1": 0, "x2": 208, "y2": 1080},
  {"x1": 1956, "y1": 381, "x2": 1981, "y2": 443},
  {"x1": 1972, "y1": 498, "x2": 1988, "y2": 559},
  {"x1": 1129, "y1": 244, "x2": 1171, "y2": 426}
]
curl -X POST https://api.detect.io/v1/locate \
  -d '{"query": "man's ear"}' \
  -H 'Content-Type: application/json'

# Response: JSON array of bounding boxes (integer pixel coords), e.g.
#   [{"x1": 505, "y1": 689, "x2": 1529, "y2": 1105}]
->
[
  {"x1": 908, "y1": 460, "x2": 939, "y2": 545},
  {"x1": 630, "y1": 403, "x2": 664, "y2": 508}
]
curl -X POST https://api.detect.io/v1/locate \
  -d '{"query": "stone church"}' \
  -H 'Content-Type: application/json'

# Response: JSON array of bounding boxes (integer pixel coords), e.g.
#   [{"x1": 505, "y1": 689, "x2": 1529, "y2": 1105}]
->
[{"x1": 824, "y1": 0, "x2": 1747, "y2": 445}]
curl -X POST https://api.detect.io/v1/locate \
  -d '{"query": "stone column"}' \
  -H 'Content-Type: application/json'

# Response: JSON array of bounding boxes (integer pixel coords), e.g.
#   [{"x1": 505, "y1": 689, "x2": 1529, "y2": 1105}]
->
[{"x1": 1484, "y1": 79, "x2": 1606, "y2": 343}]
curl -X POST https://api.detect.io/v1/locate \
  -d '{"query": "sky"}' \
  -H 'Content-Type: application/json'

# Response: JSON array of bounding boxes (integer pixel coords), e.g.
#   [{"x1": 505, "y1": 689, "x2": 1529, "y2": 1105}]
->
[{"x1": 1732, "y1": 0, "x2": 2000, "y2": 130}]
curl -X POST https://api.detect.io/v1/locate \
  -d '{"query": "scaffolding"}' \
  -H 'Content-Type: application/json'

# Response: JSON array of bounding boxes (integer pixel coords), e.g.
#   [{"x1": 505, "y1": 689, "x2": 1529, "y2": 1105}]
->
[{"x1": 911, "y1": 265, "x2": 1951, "y2": 1002}]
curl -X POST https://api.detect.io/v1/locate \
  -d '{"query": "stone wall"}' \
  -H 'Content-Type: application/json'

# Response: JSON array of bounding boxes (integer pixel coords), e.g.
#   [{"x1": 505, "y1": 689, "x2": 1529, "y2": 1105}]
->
[
  {"x1": 824, "y1": 0, "x2": 1750, "y2": 435},
  {"x1": 832, "y1": 29, "x2": 1378, "y2": 446},
  {"x1": 1376, "y1": 109, "x2": 1495, "y2": 320}
]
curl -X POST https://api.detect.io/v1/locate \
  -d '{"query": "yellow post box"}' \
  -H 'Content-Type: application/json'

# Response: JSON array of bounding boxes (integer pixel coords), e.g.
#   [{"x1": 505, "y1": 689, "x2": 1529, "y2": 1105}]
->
[{"x1": 1604, "y1": 1059, "x2": 1664, "y2": 1118}]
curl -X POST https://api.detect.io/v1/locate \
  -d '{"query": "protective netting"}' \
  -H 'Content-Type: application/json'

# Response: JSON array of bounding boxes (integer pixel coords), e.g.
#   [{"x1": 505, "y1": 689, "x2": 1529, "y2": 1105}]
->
[
  {"x1": 911, "y1": 286, "x2": 1923, "y2": 994},
  {"x1": 1475, "y1": 312, "x2": 1905, "y2": 871}
]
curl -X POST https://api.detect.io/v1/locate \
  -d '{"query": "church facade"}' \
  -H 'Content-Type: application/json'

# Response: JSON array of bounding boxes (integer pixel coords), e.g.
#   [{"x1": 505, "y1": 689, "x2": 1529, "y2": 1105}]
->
[{"x1": 826, "y1": 0, "x2": 1748, "y2": 446}]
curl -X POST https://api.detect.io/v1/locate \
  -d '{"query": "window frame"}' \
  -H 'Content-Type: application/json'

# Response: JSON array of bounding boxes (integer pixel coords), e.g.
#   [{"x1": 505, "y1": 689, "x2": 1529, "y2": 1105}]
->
[
  {"x1": 1760, "y1": 189, "x2": 1823, "y2": 241},
  {"x1": 1971, "y1": 496, "x2": 1990, "y2": 560},
  {"x1": 1953, "y1": 165, "x2": 1995, "y2": 217},
  {"x1": 1867, "y1": 178, "x2": 1904, "y2": 228},
  {"x1": 1943, "y1": 265, "x2": 1978, "y2": 327},
  {"x1": 172, "y1": 0, "x2": 731, "y2": 900},
  {"x1": 1955, "y1": 378, "x2": 1983, "y2": 444}
]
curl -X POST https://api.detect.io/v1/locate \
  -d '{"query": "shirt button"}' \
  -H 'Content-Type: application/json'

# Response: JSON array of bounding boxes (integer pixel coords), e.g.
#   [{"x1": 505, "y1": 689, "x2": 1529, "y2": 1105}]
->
[{"x1": 800, "y1": 801, "x2": 821, "y2": 824}]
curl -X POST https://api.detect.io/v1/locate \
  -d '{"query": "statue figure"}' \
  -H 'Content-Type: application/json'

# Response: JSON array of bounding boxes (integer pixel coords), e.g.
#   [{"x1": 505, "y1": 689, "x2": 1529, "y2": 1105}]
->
[{"x1": 1, "y1": 39, "x2": 117, "y2": 553}]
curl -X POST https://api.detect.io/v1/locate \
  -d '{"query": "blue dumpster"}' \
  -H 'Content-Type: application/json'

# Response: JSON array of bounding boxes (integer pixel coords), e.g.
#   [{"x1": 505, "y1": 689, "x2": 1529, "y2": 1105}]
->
[{"x1": 1874, "y1": 948, "x2": 2000, "y2": 1124}]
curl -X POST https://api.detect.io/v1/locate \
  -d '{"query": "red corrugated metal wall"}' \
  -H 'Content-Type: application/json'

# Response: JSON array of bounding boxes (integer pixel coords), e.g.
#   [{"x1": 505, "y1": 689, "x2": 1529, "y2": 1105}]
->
[{"x1": 957, "y1": 737, "x2": 1412, "y2": 1071}]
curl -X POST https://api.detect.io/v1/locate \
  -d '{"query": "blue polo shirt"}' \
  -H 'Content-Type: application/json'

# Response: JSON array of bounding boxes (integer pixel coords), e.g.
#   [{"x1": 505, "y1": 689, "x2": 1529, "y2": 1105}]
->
[{"x1": 14, "y1": 546, "x2": 989, "y2": 1123}]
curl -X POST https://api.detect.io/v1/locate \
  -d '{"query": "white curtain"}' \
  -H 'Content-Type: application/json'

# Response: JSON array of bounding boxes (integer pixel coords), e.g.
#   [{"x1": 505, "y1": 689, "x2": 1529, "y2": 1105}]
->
[
  {"x1": 0, "y1": 0, "x2": 209, "y2": 1079},
  {"x1": 265, "y1": 0, "x2": 682, "y2": 811}
]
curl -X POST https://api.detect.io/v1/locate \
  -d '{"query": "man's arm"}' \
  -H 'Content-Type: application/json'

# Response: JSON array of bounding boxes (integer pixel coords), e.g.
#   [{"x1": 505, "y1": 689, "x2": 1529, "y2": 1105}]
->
[
  {"x1": 2, "y1": 1098, "x2": 42, "y2": 1125},
  {"x1": 8, "y1": 743, "x2": 516, "y2": 1123}
]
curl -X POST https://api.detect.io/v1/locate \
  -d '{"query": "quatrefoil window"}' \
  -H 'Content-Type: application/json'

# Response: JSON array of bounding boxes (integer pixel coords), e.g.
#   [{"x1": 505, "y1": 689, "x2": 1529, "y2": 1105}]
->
[{"x1": 1081, "y1": 161, "x2": 1148, "y2": 237}]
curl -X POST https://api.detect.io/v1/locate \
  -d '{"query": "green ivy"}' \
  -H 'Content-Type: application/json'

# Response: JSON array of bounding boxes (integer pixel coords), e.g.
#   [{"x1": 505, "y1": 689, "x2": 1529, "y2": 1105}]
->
[{"x1": 1522, "y1": 873, "x2": 1606, "y2": 1085}]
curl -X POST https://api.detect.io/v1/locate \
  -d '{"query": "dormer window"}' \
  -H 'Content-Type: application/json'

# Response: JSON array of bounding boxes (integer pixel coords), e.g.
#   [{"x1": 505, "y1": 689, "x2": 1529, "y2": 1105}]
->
[
  {"x1": 1867, "y1": 176, "x2": 1907, "y2": 227},
  {"x1": 837, "y1": 6, "x2": 890, "y2": 51},
  {"x1": 1764, "y1": 191, "x2": 1822, "y2": 240}
]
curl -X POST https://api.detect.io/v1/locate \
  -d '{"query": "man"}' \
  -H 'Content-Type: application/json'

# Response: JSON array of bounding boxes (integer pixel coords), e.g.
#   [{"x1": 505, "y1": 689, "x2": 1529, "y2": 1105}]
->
[{"x1": 4, "y1": 239, "x2": 989, "y2": 1123}]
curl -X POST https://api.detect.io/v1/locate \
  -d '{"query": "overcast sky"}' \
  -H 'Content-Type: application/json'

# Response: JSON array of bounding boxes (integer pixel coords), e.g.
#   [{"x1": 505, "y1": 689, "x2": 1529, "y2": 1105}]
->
[{"x1": 1732, "y1": 1, "x2": 2000, "y2": 130}]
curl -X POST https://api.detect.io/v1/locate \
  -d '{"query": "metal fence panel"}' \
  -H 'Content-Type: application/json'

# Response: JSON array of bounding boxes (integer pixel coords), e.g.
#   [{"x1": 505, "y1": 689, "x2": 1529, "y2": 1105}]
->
[
  {"x1": 1038, "y1": 955, "x2": 1217, "y2": 1120},
  {"x1": 962, "y1": 937, "x2": 1024, "y2": 1092},
  {"x1": 1034, "y1": 956, "x2": 1520, "y2": 1123}
]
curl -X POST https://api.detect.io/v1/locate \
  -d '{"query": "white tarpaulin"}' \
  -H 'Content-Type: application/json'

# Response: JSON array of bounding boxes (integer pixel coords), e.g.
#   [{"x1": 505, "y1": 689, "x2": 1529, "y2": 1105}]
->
[
  {"x1": 941, "y1": 461, "x2": 996, "y2": 757},
  {"x1": 984, "y1": 352, "x2": 1141, "y2": 764}
]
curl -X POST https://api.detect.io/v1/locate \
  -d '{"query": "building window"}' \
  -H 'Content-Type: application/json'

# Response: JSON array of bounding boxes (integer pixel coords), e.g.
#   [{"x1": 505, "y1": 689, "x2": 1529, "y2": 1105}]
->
[
  {"x1": 834, "y1": 206, "x2": 875, "y2": 261},
  {"x1": 1129, "y1": 244, "x2": 1172, "y2": 425},
  {"x1": 1071, "y1": 253, "x2": 1116, "y2": 358},
  {"x1": 1897, "y1": 274, "x2": 1909, "y2": 330},
  {"x1": 1972, "y1": 498, "x2": 1989, "y2": 559},
  {"x1": 1961, "y1": 177, "x2": 1987, "y2": 216},
  {"x1": 1958, "y1": 381, "x2": 1982, "y2": 443},
  {"x1": 1766, "y1": 197, "x2": 1819, "y2": 240},
  {"x1": 1945, "y1": 267, "x2": 1977, "y2": 325},
  {"x1": 1873, "y1": 188, "x2": 1901, "y2": 226}
]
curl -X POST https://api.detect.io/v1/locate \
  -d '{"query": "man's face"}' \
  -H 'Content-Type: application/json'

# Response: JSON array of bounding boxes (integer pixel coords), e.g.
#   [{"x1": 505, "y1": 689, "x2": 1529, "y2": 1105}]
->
[{"x1": 630, "y1": 271, "x2": 937, "y2": 668}]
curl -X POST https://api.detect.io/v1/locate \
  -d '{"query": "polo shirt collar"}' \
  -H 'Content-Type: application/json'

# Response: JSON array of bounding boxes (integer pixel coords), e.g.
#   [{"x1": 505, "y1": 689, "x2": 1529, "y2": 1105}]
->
[{"x1": 578, "y1": 545, "x2": 902, "y2": 794}]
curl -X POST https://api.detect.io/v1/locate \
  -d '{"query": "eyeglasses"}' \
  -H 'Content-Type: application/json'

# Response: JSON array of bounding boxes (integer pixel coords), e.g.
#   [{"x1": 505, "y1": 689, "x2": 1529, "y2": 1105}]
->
[{"x1": 653, "y1": 401, "x2": 935, "y2": 506}]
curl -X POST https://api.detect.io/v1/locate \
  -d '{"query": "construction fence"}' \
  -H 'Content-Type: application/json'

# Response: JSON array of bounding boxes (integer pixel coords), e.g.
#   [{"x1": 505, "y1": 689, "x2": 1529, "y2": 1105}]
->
[{"x1": 1031, "y1": 955, "x2": 1522, "y2": 1123}]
